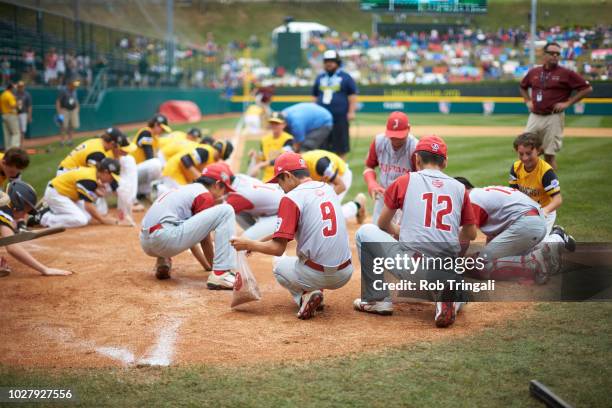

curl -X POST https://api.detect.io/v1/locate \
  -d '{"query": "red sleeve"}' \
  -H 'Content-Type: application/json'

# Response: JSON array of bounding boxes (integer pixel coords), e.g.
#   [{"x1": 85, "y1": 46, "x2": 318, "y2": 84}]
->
[
  {"x1": 519, "y1": 68, "x2": 533, "y2": 89},
  {"x1": 272, "y1": 197, "x2": 300, "y2": 241},
  {"x1": 365, "y1": 141, "x2": 378, "y2": 168},
  {"x1": 226, "y1": 194, "x2": 254, "y2": 214},
  {"x1": 384, "y1": 174, "x2": 410, "y2": 210},
  {"x1": 567, "y1": 70, "x2": 590, "y2": 91},
  {"x1": 191, "y1": 192, "x2": 215, "y2": 214},
  {"x1": 460, "y1": 189, "x2": 476, "y2": 226},
  {"x1": 471, "y1": 203, "x2": 488, "y2": 228}
]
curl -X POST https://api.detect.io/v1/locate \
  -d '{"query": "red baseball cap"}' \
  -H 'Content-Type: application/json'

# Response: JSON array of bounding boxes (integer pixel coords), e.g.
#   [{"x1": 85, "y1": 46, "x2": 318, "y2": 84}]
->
[
  {"x1": 385, "y1": 111, "x2": 410, "y2": 139},
  {"x1": 267, "y1": 152, "x2": 307, "y2": 183},
  {"x1": 414, "y1": 135, "x2": 447, "y2": 159},
  {"x1": 200, "y1": 163, "x2": 235, "y2": 192}
]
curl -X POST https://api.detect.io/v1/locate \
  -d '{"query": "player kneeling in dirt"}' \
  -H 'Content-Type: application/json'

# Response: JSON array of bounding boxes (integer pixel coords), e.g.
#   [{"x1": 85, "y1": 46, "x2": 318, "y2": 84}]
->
[
  {"x1": 231, "y1": 152, "x2": 353, "y2": 320},
  {"x1": 353, "y1": 136, "x2": 477, "y2": 328},
  {"x1": 0, "y1": 181, "x2": 71, "y2": 276},
  {"x1": 31, "y1": 158, "x2": 122, "y2": 229},
  {"x1": 455, "y1": 177, "x2": 572, "y2": 284},
  {"x1": 140, "y1": 163, "x2": 237, "y2": 289}
]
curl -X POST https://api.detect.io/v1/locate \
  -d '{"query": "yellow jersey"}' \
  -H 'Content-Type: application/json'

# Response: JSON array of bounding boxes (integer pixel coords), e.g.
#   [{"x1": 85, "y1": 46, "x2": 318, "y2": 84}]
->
[
  {"x1": 59, "y1": 138, "x2": 111, "y2": 170},
  {"x1": 50, "y1": 167, "x2": 119, "y2": 202},
  {"x1": 130, "y1": 127, "x2": 159, "y2": 164},
  {"x1": 159, "y1": 137, "x2": 199, "y2": 161},
  {"x1": 0, "y1": 90, "x2": 16, "y2": 114},
  {"x1": 259, "y1": 131, "x2": 294, "y2": 181},
  {"x1": 245, "y1": 104, "x2": 264, "y2": 117},
  {"x1": 509, "y1": 159, "x2": 560, "y2": 207},
  {"x1": 302, "y1": 150, "x2": 347, "y2": 182},
  {"x1": 162, "y1": 144, "x2": 217, "y2": 185}
]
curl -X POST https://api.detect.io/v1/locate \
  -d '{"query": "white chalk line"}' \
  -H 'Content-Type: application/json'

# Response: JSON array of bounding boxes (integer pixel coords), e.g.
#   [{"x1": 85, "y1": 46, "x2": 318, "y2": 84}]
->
[
  {"x1": 38, "y1": 317, "x2": 184, "y2": 367},
  {"x1": 138, "y1": 317, "x2": 183, "y2": 367}
]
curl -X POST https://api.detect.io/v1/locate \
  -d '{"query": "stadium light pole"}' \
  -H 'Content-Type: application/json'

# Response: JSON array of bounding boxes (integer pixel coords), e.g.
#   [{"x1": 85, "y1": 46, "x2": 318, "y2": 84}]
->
[
  {"x1": 167, "y1": 0, "x2": 175, "y2": 82},
  {"x1": 529, "y1": 0, "x2": 537, "y2": 65}
]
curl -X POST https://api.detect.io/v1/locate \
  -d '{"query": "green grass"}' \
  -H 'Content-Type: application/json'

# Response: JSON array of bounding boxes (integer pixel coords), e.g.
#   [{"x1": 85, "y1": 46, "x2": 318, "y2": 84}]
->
[
  {"x1": 1, "y1": 302, "x2": 610, "y2": 407},
  {"x1": 8, "y1": 112, "x2": 612, "y2": 406}
]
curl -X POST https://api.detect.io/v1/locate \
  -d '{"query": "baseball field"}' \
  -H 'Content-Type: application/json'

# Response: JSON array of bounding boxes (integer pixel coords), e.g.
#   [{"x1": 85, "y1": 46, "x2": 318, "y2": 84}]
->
[{"x1": 1, "y1": 113, "x2": 611, "y2": 406}]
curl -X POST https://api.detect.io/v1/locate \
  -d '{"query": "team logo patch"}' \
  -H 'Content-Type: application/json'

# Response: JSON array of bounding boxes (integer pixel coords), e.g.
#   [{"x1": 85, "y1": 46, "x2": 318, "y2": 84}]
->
[
  {"x1": 275, "y1": 217, "x2": 283, "y2": 232},
  {"x1": 299, "y1": 159, "x2": 305, "y2": 166},
  {"x1": 234, "y1": 272, "x2": 243, "y2": 291},
  {"x1": 432, "y1": 143, "x2": 440, "y2": 152},
  {"x1": 432, "y1": 179, "x2": 444, "y2": 188}
]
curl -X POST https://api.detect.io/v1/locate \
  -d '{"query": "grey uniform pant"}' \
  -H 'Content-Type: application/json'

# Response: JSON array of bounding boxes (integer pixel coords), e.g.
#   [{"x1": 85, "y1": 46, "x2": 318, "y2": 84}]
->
[
  {"x1": 301, "y1": 125, "x2": 332, "y2": 151},
  {"x1": 481, "y1": 214, "x2": 547, "y2": 262},
  {"x1": 273, "y1": 256, "x2": 353, "y2": 305},
  {"x1": 140, "y1": 203, "x2": 236, "y2": 271},
  {"x1": 356, "y1": 224, "x2": 463, "y2": 303}
]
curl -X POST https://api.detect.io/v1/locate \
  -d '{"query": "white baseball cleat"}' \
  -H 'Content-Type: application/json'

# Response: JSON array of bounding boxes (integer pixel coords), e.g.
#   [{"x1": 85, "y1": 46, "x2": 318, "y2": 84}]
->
[
  {"x1": 353, "y1": 298, "x2": 393, "y2": 315},
  {"x1": 297, "y1": 290, "x2": 324, "y2": 320},
  {"x1": 207, "y1": 271, "x2": 236, "y2": 290}
]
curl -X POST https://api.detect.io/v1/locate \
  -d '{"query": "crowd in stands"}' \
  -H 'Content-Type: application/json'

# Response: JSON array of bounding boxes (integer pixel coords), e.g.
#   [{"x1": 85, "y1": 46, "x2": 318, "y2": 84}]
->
[
  {"x1": 1, "y1": 18, "x2": 610, "y2": 91},
  {"x1": 257, "y1": 24, "x2": 611, "y2": 87}
]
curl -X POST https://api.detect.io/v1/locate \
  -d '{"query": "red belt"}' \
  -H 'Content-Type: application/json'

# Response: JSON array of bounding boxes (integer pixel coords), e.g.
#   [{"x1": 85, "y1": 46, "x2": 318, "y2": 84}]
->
[
  {"x1": 148, "y1": 224, "x2": 163, "y2": 233},
  {"x1": 305, "y1": 258, "x2": 351, "y2": 272},
  {"x1": 524, "y1": 209, "x2": 539, "y2": 217}
]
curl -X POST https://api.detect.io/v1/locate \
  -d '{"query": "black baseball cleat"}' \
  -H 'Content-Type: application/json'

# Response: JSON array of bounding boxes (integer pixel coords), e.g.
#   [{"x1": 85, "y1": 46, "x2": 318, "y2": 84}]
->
[
  {"x1": 551, "y1": 225, "x2": 576, "y2": 252},
  {"x1": 155, "y1": 257, "x2": 172, "y2": 280},
  {"x1": 26, "y1": 205, "x2": 50, "y2": 227}
]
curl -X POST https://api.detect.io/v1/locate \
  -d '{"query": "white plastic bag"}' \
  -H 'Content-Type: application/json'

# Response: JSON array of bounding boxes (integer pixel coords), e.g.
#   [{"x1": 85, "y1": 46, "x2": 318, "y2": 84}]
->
[{"x1": 231, "y1": 251, "x2": 262, "y2": 308}]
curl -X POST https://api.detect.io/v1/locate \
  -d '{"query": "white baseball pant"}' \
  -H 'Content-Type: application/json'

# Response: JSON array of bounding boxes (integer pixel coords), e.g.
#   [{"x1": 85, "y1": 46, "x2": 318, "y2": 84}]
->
[
  {"x1": 40, "y1": 185, "x2": 91, "y2": 228},
  {"x1": 273, "y1": 255, "x2": 353, "y2": 306},
  {"x1": 137, "y1": 158, "x2": 162, "y2": 195},
  {"x1": 372, "y1": 195, "x2": 402, "y2": 225},
  {"x1": 139, "y1": 203, "x2": 237, "y2": 271},
  {"x1": 336, "y1": 167, "x2": 359, "y2": 220},
  {"x1": 117, "y1": 155, "x2": 138, "y2": 218},
  {"x1": 156, "y1": 150, "x2": 167, "y2": 166},
  {"x1": 236, "y1": 212, "x2": 277, "y2": 240}
]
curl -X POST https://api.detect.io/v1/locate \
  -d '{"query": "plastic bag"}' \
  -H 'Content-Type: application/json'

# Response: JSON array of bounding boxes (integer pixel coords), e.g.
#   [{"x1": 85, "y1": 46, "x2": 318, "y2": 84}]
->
[{"x1": 231, "y1": 251, "x2": 262, "y2": 308}]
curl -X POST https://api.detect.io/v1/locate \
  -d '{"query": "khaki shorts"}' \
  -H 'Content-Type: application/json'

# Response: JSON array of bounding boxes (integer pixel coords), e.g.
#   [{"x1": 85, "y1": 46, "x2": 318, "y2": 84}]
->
[
  {"x1": 525, "y1": 112, "x2": 564, "y2": 155},
  {"x1": 60, "y1": 108, "x2": 80, "y2": 130}
]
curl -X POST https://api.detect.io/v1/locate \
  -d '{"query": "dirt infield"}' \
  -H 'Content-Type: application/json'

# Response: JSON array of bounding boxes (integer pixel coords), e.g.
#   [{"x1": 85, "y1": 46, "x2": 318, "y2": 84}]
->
[
  {"x1": 0, "y1": 213, "x2": 531, "y2": 368},
  {"x1": 2, "y1": 122, "x2": 552, "y2": 370}
]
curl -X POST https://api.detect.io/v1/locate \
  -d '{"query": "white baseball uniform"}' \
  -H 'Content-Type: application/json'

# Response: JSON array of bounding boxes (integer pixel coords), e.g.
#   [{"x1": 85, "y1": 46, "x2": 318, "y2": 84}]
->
[
  {"x1": 140, "y1": 183, "x2": 236, "y2": 271},
  {"x1": 117, "y1": 154, "x2": 138, "y2": 220},
  {"x1": 272, "y1": 180, "x2": 353, "y2": 305},
  {"x1": 226, "y1": 174, "x2": 284, "y2": 240},
  {"x1": 365, "y1": 133, "x2": 418, "y2": 223},
  {"x1": 469, "y1": 186, "x2": 554, "y2": 280},
  {"x1": 356, "y1": 169, "x2": 476, "y2": 302}
]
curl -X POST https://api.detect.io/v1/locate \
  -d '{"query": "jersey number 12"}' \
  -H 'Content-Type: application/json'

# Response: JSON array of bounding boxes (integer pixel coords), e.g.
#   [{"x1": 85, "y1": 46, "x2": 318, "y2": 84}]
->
[{"x1": 422, "y1": 192, "x2": 452, "y2": 231}]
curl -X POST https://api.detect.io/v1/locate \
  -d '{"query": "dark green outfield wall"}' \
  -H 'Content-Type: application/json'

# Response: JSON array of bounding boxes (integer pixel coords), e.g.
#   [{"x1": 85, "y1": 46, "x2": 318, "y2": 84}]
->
[{"x1": 1, "y1": 88, "x2": 228, "y2": 145}]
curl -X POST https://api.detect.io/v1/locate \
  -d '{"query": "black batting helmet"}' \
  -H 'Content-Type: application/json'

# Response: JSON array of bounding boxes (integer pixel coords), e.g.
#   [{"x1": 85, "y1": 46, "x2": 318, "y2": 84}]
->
[
  {"x1": 97, "y1": 158, "x2": 121, "y2": 174},
  {"x1": 6, "y1": 180, "x2": 38, "y2": 214},
  {"x1": 213, "y1": 140, "x2": 234, "y2": 160}
]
